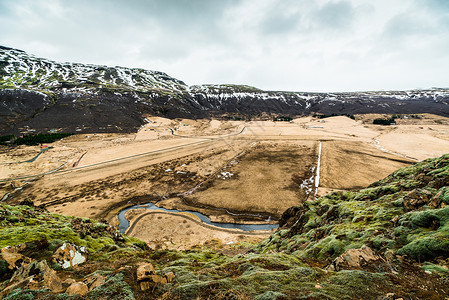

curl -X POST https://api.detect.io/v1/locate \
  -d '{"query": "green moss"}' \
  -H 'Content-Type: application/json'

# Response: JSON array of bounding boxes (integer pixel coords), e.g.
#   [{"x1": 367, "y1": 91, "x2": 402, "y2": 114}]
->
[
  {"x1": 403, "y1": 206, "x2": 449, "y2": 228},
  {"x1": 409, "y1": 211, "x2": 440, "y2": 228},
  {"x1": 398, "y1": 234, "x2": 449, "y2": 260},
  {"x1": 428, "y1": 166, "x2": 449, "y2": 178},
  {"x1": 438, "y1": 187, "x2": 449, "y2": 204},
  {"x1": 304, "y1": 235, "x2": 345, "y2": 259},
  {"x1": 325, "y1": 270, "x2": 390, "y2": 298},
  {"x1": 421, "y1": 262, "x2": 449, "y2": 276},
  {"x1": 0, "y1": 204, "x2": 146, "y2": 260},
  {"x1": 4, "y1": 289, "x2": 40, "y2": 300},
  {"x1": 162, "y1": 257, "x2": 400, "y2": 300},
  {"x1": 369, "y1": 236, "x2": 394, "y2": 251},
  {"x1": 255, "y1": 291, "x2": 287, "y2": 300},
  {"x1": 87, "y1": 273, "x2": 135, "y2": 300},
  {"x1": 393, "y1": 226, "x2": 411, "y2": 245}
]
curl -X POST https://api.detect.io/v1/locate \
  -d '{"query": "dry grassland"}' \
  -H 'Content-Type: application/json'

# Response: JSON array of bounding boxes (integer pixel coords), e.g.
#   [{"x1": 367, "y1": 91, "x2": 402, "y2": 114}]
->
[{"x1": 1, "y1": 114, "x2": 448, "y2": 249}]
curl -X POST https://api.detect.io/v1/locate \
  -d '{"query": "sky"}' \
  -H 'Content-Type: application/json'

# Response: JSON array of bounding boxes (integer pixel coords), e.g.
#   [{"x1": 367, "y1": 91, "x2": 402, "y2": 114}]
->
[{"x1": 0, "y1": 0, "x2": 448, "y2": 92}]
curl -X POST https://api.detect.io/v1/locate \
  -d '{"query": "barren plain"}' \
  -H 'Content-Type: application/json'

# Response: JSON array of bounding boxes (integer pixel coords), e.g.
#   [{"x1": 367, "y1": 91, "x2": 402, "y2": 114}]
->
[{"x1": 1, "y1": 114, "x2": 449, "y2": 250}]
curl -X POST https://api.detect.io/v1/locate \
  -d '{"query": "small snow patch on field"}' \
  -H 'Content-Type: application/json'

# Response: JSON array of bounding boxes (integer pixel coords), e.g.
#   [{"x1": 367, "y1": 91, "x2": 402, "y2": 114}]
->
[{"x1": 217, "y1": 171, "x2": 233, "y2": 180}]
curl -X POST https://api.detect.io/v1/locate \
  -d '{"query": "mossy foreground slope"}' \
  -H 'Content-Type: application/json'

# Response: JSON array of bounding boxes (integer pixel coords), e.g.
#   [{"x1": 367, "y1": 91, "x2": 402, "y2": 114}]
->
[{"x1": 1, "y1": 155, "x2": 449, "y2": 299}]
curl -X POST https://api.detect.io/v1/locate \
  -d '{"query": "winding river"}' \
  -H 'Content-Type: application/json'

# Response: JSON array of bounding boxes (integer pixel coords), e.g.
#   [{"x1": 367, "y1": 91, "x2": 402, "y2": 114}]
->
[{"x1": 118, "y1": 203, "x2": 279, "y2": 233}]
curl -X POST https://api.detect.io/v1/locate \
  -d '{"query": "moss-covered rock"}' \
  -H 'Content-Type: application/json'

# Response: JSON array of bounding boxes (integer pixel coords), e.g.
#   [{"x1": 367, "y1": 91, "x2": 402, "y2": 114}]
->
[{"x1": 0, "y1": 204, "x2": 144, "y2": 257}]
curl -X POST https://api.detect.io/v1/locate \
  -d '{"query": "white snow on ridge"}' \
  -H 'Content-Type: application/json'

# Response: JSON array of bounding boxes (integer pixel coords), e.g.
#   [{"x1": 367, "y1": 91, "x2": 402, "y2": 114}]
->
[
  {"x1": 2, "y1": 47, "x2": 449, "y2": 104},
  {"x1": 0, "y1": 47, "x2": 188, "y2": 93}
]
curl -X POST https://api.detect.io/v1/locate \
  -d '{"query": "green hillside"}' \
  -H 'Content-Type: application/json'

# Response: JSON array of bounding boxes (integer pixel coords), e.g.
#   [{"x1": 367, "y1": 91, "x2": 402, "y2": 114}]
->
[{"x1": 1, "y1": 154, "x2": 449, "y2": 299}]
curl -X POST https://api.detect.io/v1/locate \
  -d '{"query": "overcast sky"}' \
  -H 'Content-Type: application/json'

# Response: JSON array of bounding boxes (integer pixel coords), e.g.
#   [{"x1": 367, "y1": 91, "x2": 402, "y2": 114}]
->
[{"x1": 1, "y1": 0, "x2": 448, "y2": 92}]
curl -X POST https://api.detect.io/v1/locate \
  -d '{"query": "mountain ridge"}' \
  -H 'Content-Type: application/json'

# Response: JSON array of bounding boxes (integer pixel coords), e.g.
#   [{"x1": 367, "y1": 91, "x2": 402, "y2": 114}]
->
[{"x1": 1, "y1": 45, "x2": 449, "y2": 134}]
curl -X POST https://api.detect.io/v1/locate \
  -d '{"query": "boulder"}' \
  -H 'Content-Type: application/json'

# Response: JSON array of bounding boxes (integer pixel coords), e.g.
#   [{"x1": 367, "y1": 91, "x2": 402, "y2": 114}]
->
[
  {"x1": 165, "y1": 271, "x2": 176, "y2": 283},
  {"x1": 66, "y1": 282, "x2": 89, "y2": 296},
  {"x1": 136, "y1": 263, "x2": 171, "y2": 291},
  {"x1": 84, "y1": 272, "x2": 106, "y2": 291},
  {"x1": 7, "y1": 260, "x2": 63, "y2": 293},
  {"x1": 40, "y1": 261, "x2": 64, "y2": 292},
  {"x1": 139, "y1": 275, "x2": 168, "y2": 291},
  {"x1": 53, "y1": 243, "x2": 88, "y2": 269},
  {"x1": 63, "y1": 278, "x2": 77, "y2": 286},
  {"x1": 150, "y1": 274, "x2": 167, "y2": 284},
  {"x1": 327, "y1": 245, "x2": 381, "y2": 271},
  {"x1": 1, "y1": 244, "x2": 31, "y2": 270},
  {"x1": 136, "y1": 263, "x2": 156, "y2": 281}
]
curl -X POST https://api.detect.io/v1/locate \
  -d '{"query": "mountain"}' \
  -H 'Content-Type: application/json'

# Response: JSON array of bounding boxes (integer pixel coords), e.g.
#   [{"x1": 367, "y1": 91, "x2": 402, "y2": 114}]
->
[
  {"x1": 1, "y1": 154, "x2": 449, "y2": 298},
  {"x1": 1, "y1": 45, "x2": 449, "y2": 134}
]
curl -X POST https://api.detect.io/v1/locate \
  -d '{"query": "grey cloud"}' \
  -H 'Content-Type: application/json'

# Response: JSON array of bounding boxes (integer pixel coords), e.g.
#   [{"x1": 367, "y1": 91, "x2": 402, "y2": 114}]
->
[
  {"x1": 260, "y1": 11, "x2": 301, "y2": 35},
  {"x1": 0, "y1": 0, "x2": 448, "y2": 92},
  {"x1": 312, "y1": 1, "x2": 355, "y2": 31},
  {"x1": 416, "y1": 0, "x2": 449, "y2": 11},
  {"x1": 383, "y1": 13, "x2": 431, "y2": 39},
  {"x1": 416, "y1": 0, "x2": 449, "y2": 33},
  {"x1": 99, "y1": 0, "x2": 240, "y2": 37},
  {"x1": 258, "y1": 1, "x2": 303, "y2": 36},
  {"x1": 0, "y1": 0, "x2": 241, "y2": 65},
  {"x1": 257, "y1": 1, "x2": 355, "y2": 37}
]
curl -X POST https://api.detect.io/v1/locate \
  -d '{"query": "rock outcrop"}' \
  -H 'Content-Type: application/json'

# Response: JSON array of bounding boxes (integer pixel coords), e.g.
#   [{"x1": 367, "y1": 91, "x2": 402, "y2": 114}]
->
[
  {"x1": 327, "y1": 245, "x2": 382, "y2": 271},
  {"x1": 1, "y1": 260, "x2": 64, "y2": 297},
  {"x1": 53, "y1": 243, "x2": 88, "y2": 269},
  {"x1": 136, "y1": 263, "x2": 175, "y2": 291},
  {"x1": 83, "y1": 272, "x2": 106, "y2": 291},
  {"x1": 1, "y1": 244, "x2": 31, "y2": 270},
  {"x1": 66, "y1": 281, "x2": 89, "y2": 296}
]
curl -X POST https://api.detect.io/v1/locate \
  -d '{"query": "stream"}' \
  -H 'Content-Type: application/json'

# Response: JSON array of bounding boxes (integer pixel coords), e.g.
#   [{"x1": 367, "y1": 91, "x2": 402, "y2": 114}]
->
[{"x1": 118, "y1": 203, "x2": 279, "y2": 233}]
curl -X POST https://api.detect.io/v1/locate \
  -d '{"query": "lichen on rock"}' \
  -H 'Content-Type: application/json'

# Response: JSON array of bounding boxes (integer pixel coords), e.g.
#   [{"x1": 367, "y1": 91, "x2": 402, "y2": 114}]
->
[{"x1": 53, "y1": 242, "x2": 88, "y2": 269}]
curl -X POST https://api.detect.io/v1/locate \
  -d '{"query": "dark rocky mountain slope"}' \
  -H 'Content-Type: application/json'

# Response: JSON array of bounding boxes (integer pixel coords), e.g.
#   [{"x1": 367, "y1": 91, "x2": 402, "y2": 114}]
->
[{"x1": 1, "y1": 45, "x2": 449, "y2": 134}]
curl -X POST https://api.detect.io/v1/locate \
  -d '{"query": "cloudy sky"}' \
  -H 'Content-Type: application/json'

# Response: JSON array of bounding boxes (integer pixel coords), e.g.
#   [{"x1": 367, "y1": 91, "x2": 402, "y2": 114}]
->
[{"x1": 1, "y1": 0, "x2": 448, "y2": 92}]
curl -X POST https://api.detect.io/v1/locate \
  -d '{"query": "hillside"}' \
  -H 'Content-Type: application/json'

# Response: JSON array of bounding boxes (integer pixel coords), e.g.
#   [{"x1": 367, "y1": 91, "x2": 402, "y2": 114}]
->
[
  {"x1": 1, "y1": 45, "x2": 449, "y2": 135},
  {"x1": 1, "y1": 154, "x2": 448, "y2": 299}
]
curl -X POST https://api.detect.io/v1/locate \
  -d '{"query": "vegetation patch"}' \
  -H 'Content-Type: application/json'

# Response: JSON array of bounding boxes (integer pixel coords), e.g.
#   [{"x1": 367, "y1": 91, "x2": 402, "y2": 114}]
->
[
  {"x1": 13, "y1": 133, "x2": 74, "y2": 146},
  {"x1": 373, "y1": 116, "x2": 396, "y2": 125},
  {"x1": 313, "y1": 113, "x2": 355, "y2": 120}
]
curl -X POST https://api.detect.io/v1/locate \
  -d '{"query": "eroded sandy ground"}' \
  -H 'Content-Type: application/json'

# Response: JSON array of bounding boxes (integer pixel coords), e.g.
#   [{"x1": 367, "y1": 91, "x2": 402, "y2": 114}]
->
[
  {"x1": 124, "y1": 208, "x2": 269, "y2": 250},
  {"x1": 1, "y1": 114, "x2": 448, "y2": 249}
]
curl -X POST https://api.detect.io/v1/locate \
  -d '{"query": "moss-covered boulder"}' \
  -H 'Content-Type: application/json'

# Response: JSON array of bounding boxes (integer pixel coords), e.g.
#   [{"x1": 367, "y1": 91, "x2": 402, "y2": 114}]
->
[{"x1": 0, "y1": 204, "x2": 146, "y2": 257}]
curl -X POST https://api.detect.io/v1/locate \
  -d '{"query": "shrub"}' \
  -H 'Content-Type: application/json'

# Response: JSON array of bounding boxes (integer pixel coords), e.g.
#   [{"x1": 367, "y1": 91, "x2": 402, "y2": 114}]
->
[
  {"x1": 14, "y1": 133, "x2": 73, "y2": 146},
  {"x1": 373, "y1": 117, "x2": 395, "y2": 125}
]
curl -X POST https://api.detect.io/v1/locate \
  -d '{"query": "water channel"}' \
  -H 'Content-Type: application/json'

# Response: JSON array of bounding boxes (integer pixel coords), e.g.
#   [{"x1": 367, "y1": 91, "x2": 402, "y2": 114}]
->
[{"x1": 118, "y1": 203, "x2": 279, "y2": 233}]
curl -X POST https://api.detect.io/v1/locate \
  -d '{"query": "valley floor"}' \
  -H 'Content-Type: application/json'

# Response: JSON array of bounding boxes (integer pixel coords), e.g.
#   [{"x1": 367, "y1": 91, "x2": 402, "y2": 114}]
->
[{"x1": 1, "y1": 113, "x2": 449, "y2": 249}]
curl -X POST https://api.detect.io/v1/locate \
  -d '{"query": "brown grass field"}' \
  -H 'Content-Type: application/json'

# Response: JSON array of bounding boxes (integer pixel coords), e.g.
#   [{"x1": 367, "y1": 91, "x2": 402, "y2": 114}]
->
[{"x1": 1, "y1": 114, "x2": 448, "y2": 249}]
